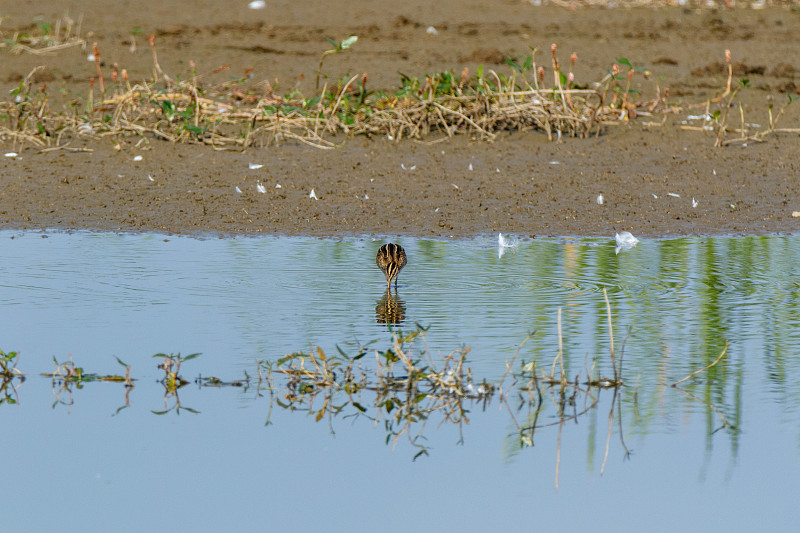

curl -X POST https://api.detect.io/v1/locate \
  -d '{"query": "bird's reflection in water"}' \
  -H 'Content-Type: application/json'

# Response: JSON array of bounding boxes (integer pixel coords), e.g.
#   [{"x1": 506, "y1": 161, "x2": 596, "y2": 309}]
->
[{"x1": 376, "y1": 292, "x2": 406, "y2": 325}]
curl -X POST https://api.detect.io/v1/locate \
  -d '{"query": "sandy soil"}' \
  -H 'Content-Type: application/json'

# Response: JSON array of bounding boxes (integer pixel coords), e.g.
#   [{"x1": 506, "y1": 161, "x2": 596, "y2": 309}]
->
[{"x1": 2, "y1": 1, "x2": 800, "y2": 237}]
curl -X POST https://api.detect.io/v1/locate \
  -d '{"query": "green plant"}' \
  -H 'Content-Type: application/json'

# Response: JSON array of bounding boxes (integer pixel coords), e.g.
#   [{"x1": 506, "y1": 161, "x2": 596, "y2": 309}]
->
[
  {"x1": 316, "y1": 35, "x2": 358, "y2": 91},
  {"x1": 42, "y1": 355, "x2": 134, "y2": 385},
  {"x1": 0, "y1": 349, "x2": 23, "y2": 379},
  {"x1": 154, "y1": 352, "x2": 200, "y2": 392}
]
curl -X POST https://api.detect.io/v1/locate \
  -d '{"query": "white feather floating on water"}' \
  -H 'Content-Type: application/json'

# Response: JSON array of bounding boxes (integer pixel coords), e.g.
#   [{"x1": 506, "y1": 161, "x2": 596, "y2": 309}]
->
[
  {"x1": 615, "y1": 231, "x2": 639, "y2": 255},
  {"x1": 309, "y1": 189, "x2": 318, "y2": 200},
  {"x1": 597, "y1": 194, "x2": 604, "y2": 205},
  {"x1": 147, "y1": 174, "x2": 155, "y2": 182},
  {"x1": 133, "y1": 155, "x2": 143, "y2": 161},
  {"x1": 692, "y1": 197, "x2": 698, "y2": 208},
  {"x1": 235, "y1": 186, "x2": 243, "y2": 193},
  {"x1": 4, "y1": 152, "x2": 18, "y2": 158},
  {"x1": 667, "y1": 192, "x2": 681, "y2": 198},
  {"x1": 249, "y1": 162, "x2": 263, "y2": 169},
  {"x1": 248, "y1": 0, "x2": 265, "y2": 9},
  {"x1": 256, "y1": 182, "x2": 266, "y2": 193},
  {"x1": 498, "y1": 233, "x2": 519, "y2": 259}
]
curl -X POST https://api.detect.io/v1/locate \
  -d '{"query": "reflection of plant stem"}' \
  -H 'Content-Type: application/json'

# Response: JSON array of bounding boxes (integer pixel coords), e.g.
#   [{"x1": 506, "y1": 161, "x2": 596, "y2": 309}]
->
[
  {"x1": 616, "y1": 388, "x2": 631, "y2": 459},
  {"x1": 498, "y1": 330, "x2": 535, "y2": 397},
  {"x1": 671, "y1": 343, "x2": 728, "y2": 387},
  {"x1": 601, "y1": 391, "x2": 614, "y2": 475},
  {"x1": 555, "y1": 420, "x2": 563, "y2": 491},
  {"x1": 551, "y1": 307, "x2": 566, "y2": 383},
  {"x1": 603, "y1": 288, "x2": 618, "y2": 382},
  {"x1": 672, "y1": 386, "x2": 730, "y2": 432}
]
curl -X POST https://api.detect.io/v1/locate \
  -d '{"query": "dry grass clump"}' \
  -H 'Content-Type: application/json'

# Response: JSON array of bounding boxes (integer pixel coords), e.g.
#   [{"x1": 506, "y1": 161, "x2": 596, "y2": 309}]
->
[
  {"x1": 0, "y1": 14, "x2": 86, "y2": 55},
  {"x1": 0, "y1": 37, "x2": 670, "y2": 150},
  {"x1": 0, "y1": 26, "x2": 797, "y2": 150}
]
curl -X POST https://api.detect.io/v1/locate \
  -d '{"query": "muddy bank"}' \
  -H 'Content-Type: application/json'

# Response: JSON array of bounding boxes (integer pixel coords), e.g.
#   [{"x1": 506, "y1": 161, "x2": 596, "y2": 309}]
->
[
  {"x1": 1, "y1": 2, "x2": 800, "y2": 237},
  {"x1": 3, "y1": 126, "x2": 799, "y2": 238}
]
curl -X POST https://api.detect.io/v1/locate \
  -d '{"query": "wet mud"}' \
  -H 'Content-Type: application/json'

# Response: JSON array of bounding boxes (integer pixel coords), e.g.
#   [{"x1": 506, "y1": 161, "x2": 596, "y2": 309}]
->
[{"x1": 2, "y1": 1, "x2": 800, "y2": 237}]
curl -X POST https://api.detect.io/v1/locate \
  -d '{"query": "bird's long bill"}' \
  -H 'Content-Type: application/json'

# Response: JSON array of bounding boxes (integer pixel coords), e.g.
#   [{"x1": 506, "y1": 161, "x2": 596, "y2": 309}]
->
[{"x1": 385, "y1": 263, "x2": 399, "y2": 289}]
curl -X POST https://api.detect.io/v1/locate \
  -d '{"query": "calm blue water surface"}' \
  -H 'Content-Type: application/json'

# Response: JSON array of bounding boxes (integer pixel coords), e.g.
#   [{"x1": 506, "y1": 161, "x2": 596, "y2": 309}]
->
[{"x1": 1, "y1": 231, "x2": 799, "y2": 531}]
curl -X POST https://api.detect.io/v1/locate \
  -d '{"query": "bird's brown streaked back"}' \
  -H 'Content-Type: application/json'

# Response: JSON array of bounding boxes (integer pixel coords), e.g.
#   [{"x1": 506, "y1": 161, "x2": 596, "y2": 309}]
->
[{"x1": 376, "y1": 243, "x2": 407, "y2": 291}]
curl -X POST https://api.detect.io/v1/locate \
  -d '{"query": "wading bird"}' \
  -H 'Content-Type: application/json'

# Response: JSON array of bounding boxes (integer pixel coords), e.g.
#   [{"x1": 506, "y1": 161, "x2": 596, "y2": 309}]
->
[{"x1": 376, "y1": 243, "x2": 407, "y2": 291}]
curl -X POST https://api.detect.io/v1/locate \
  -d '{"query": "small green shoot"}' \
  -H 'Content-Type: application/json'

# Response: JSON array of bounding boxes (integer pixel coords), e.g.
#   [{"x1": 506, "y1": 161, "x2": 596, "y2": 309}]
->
[
  {"x1": 316, "y1": 35, "x2": 358, "y2": 91},
  {"x1": 0, "y1": 349, "x2": 24, "y2": 379},
  {"x1": 154, "y1": 352, "x2": 200, "y2": 392}
]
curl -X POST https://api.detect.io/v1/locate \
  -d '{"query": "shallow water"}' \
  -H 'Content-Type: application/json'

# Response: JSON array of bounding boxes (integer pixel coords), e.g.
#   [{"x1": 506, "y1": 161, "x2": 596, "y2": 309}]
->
[{"x1": 1, "y1": 231, "x2": 799, "y2": 531}]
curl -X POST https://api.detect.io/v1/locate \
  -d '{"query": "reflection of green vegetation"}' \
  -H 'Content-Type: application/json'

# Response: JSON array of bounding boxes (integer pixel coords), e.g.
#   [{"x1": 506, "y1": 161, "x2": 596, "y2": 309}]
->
[
  {"x1": 271, "y1": 325, "x2": 494, "y2": 460},
  {"x1": 4, "y1": 235, "x2": 800, "y2": 466},
  {"x1": 42, "y1": 355, "x2": 134, "y2": 385},
  {"x1": 154, "y1": 352, "x2": 199, "y2": 392},
  {"x1": 40, "y1": 355, "x2": 134, "y2": 412},
  {"x1": 0, "y1": 349, "x2": 24, "y2": 405},
  {"x1": 0, "y1": 349, "x2": 24, "y2": 379},
  {"x1": 151, "y1": 352, "x2": 202, "y2": 415}
]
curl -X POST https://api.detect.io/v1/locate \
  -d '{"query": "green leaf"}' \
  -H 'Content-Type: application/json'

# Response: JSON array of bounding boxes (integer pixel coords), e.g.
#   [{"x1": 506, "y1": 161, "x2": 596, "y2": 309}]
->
[
  {"x1": 352, "y1": 402, "x2": 366, "y2": 412},
  {"x1": 183, "y1": 124, "x2": 204, "y2": 135},
  {"x1": 616, "y1": 57, "x2": 633, "y2": 68},
  {"x1": 182, "y1": 353, "x2": 201, "y2": 362},
  {"x1": 114, "y1": 356, "x2": 129, "y2": 368},
  {"x1": 413, "y1": 449, "x2": 429, "y2": 461},
  {"x1": 523, "y1": 56, "x2": 533, "y2": 71}
]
